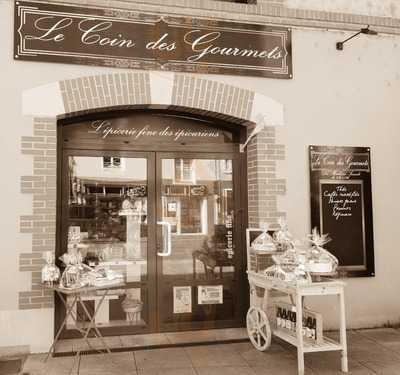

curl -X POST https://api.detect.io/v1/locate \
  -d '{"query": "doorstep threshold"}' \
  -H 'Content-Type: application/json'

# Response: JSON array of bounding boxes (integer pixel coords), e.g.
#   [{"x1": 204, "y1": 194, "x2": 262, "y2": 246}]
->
[{"x1": 53, "y1": 328, "x2": 249, "y2": 357}]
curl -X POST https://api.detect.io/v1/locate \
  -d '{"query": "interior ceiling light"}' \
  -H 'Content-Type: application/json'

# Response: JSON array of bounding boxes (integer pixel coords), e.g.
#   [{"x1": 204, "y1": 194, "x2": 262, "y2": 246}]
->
[{"x1": 336, "y1": 25, "x2": 378, "y2": 50}]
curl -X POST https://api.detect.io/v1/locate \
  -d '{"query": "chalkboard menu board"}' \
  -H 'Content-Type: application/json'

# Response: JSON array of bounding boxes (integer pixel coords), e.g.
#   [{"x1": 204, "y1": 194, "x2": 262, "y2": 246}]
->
[{"x1": 309, "y1": 146, "x2": 375, "y2": 277}]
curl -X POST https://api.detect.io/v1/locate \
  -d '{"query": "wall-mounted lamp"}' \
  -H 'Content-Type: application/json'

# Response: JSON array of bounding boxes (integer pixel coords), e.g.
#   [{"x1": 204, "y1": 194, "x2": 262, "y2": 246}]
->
[{"x1": 336, "y1": 25, "x2": 378, "y2": 50}]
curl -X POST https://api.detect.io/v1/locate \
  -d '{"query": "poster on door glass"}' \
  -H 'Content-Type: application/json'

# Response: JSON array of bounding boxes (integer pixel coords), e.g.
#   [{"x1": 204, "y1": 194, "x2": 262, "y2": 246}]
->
[
  {"x1": 198, "y1": 285, "x2": 223, "y2": 305},
  {"x1": 173, "y1": 286, "x2": 192, "y2": 314}
]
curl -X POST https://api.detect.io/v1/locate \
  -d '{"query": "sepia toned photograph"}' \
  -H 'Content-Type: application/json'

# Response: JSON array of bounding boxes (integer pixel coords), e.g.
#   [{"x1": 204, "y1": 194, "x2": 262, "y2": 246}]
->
[{"x1": 0, "y1": 0, "x2": 399, "y2": 374}]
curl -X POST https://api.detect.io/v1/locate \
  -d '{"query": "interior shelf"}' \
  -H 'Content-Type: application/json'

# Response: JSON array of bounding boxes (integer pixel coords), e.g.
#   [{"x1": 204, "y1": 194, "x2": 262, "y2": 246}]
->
[{"x1": 99, "y1": 259, "x2": 146, "y2": 266}]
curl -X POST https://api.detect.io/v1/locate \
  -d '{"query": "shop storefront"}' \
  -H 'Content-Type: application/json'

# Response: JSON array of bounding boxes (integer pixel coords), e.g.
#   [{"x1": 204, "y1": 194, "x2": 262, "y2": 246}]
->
[
  {"x1": 57, "y1": 108, "x2": 249, "y2": 338},
  {"x1": 1, "y1": 0, "x2": 400, "y2": 356}
]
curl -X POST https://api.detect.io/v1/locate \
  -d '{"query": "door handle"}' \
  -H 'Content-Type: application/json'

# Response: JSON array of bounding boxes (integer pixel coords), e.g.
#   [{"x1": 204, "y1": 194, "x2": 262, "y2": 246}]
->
[{"x1": 157, "y1": 221, "x2": 171, "y2": 257}]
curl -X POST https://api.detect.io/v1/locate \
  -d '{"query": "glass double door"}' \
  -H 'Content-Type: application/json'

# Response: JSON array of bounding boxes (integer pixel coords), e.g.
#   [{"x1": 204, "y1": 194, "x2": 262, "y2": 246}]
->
[{"x1": 61, "y1": 150, "x2": 244, "y2": 336}]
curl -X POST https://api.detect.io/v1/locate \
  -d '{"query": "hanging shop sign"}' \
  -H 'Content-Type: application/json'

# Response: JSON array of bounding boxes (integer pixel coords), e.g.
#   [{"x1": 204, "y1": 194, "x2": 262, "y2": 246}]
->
[
  {"x1": 14, "y1": 0, "x2": 292, "y2": 79},
  {"x1": 309, "y1": 145, "x2": 375, "y2": 277}
]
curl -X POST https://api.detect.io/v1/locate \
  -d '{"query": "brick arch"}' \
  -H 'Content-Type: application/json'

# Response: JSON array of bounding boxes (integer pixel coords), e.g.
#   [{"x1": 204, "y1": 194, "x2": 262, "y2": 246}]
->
[
  {"x1": 19, "y1": 72, "x2": 286, "y2": 311},
  {"x1": 23, "y1": 71, "x2": 284, "y2": 126}
]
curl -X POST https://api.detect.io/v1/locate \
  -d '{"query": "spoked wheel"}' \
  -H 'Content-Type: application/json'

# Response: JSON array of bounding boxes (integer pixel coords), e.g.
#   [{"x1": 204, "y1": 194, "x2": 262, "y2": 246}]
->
[{"x1": 246, "y1": 306, "x2": 271, "y2": 351}]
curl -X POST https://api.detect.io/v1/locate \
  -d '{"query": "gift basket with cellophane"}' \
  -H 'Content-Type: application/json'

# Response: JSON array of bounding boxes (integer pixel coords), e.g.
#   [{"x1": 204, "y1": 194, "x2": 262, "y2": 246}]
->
[
  {"x1": 262, "y1": 225, "x2": 339, "y2": 285},
  {"x1": 305, "y1": 228, "x2": 339, "y2": 274}
]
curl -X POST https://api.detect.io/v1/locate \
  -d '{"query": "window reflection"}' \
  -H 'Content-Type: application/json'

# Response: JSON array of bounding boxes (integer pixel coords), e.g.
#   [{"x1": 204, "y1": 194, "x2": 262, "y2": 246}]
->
[
  {"x1": 66, "y1": 156, "x2": 148, "y2": 330},
  {"x1": 161, "y1": 159, "x2": 235, "y2": 279}
]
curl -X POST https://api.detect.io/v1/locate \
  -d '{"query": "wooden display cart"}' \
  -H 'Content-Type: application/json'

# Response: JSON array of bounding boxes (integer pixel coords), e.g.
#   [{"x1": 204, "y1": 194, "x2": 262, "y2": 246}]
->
[{"x1": 245, "y1": 229, "x2": 348, "y2": 375}]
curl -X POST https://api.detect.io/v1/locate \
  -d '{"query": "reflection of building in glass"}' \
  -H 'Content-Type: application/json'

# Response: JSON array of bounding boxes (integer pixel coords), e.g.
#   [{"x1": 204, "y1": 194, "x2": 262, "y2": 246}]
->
[{"x1": 163, "y1": 159, "x2": 233, "y2": 235}]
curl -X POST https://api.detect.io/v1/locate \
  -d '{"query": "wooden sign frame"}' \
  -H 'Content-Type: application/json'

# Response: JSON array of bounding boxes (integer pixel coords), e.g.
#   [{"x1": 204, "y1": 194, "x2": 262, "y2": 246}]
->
[{"x1": 14, "y1": 0, "x2": 292, "y2": 79}]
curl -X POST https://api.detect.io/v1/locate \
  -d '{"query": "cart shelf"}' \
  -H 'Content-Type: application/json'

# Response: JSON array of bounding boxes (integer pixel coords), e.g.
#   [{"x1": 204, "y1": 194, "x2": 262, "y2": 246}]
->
[{"x1": 273, "y1": 329, "x2": 343, "y2": 353}]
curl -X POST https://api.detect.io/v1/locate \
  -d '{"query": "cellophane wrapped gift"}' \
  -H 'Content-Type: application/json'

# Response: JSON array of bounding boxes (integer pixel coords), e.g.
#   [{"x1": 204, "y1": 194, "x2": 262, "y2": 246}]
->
[
  {"x1": 59, "y1": 248, "x2": 86, "y2": 289},
  {"x1": 306, "y1": 228, "x2": 339, "y2": 274},
  {"x1": 264, "y1": 244, "x2": 311, "y2": 285},
  {"x1": 41, "y1": 251, "x2": 60, "y2": 286},
  {"x1": 273, "y1": 217, "x2": 294, "y2": 252},
  {"x1": 252, "y1": 229, "x2": 277, "y2": 252}
]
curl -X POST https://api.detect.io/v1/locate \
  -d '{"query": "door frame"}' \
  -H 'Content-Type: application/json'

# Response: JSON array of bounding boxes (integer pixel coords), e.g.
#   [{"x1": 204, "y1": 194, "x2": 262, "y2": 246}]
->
[{"x1": 56, "y1": 109, "x2": 249, "y2": 338}]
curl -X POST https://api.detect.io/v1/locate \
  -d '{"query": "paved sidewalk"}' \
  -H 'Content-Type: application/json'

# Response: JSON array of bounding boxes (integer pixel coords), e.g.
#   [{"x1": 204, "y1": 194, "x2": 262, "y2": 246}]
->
[{"x1": 18, "y1": 328, "x2": 400, "y2": 374}]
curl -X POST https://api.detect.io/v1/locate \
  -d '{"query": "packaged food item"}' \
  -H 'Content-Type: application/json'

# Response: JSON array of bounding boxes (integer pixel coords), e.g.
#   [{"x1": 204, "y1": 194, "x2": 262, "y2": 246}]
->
[
  {"x1": 273, "y1": 217, "x2": 294, "y2": 252},
  {"x1": 41, "y1": 251, "x2": 60, "y2": 286},
  {"x1": 306, "y1": 228, "x2": 338, "y2": 274},
  {"x1": 252, "y1": 224, "x2": 277, "y2": 252},
  {"x1": 265, "y1": 244, "x2": 311, "y2": 285}
]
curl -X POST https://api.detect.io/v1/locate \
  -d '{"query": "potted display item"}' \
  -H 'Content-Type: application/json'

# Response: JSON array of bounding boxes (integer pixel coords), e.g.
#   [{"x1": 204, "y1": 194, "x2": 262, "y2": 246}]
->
[{"x1": 121, "y1": 290, "x2": 143, "y2": 323}]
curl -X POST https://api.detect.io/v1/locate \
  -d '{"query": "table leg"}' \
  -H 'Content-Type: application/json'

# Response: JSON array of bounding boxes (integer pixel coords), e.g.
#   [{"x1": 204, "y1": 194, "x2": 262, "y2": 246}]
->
[
  {"x1": 339, "y1": 290, "x2": 348, "y2": 373},
  {"x1": 77, "y1": 292, "x2": 112, "y2": 355},
  {"x1": 295, "y1": 293, "x2": 305, "y2": 375},
  {"x1": 58, "y1": 293, "x2": 98, "y2": 353},
  {"x1": 69, "y1": 292, "x2": 111, "y2": 375},
  {"x1": 45, "y1": 294, "x2": 78, "y2": 362}
]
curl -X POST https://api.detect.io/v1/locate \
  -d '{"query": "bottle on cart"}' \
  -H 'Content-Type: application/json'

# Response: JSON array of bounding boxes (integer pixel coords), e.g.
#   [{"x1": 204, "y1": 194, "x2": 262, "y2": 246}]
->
[
  {"x1": 291, "y1": 311, "x2": 297, "y2": 332},
  {"x1": 306, "y1": 317, "x2": 313, "y2": 339},
  {"x1": 276, "y1": 308, "x2": 282, "y2": 327},
  {"x1": 311, "y1": 318, "x2": 317, "y2": 340},
  {"x1": 286, "y1": 311, "x2": 292, "y2": 330},
  {"x1": 281, "y1": 309, "x2": 287, "y2": 329},
  {"x1": 302, "y1": 317, "x2": 307, "y2": 337}
]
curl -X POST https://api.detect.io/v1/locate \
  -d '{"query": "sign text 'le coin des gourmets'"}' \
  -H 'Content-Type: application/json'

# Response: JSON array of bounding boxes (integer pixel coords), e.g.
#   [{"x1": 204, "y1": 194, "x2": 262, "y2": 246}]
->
[{"x1": 14, "y1": 1, "x2": 292, "y2": 78}]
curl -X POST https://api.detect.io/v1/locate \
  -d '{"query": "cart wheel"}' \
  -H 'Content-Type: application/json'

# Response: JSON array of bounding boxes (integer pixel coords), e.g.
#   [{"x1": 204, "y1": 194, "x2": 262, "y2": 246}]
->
[{"x1": 246, "y1": 306, "x2": 271, "y2": 351}]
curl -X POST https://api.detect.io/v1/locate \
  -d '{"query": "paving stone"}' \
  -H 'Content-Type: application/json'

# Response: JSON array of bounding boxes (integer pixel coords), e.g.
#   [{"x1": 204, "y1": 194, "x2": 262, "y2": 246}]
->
[
  {"x1": 196, "y1": 366, "x2": 257, "y2": 375},
  {"x1": 134, "y1": 347, "x2": 193, "y2": 370},
  {"x1": 361, "y1": 360, "x2": 400, "y2": 375},
  {"x1": 79, "y1": 352, "x2": 136, "y2": 373},
  {"x1": 138, "y1": 368, "x2": 197, "y2": 375},
  {"x1": 251, "y1": 364, "x2": 317, "y2": 375},
  {"x1": 184, "y1": 344, "x2": 249, "y2": 367},
  {"x1": 358, "y1": 328, "x2": 400, "y2": 344},
  {"x1": 21, "y1": 354, "x2": 74, "y2": 375},
  {"x1": 306, "y1": 355, "x2": 375, "y2": 374}
]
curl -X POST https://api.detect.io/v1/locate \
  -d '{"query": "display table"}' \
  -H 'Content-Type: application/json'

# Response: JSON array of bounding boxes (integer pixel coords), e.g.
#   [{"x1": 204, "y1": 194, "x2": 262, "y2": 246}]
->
[
  {"x1": 247, "y1": 271, "x2": 348, "y2": 375},
  {"x1": 44, "y1": 282, "x2": 125, "y2": 374}
]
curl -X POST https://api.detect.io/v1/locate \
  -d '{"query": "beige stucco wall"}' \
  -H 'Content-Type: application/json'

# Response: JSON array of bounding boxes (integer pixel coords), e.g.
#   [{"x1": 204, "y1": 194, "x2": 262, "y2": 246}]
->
[
  {"x1": 286, "y1": 0, "x2": 400, "y2": 18},
  {"x1": 1, "y1": 0, "x2": 400, "y2": 352}
]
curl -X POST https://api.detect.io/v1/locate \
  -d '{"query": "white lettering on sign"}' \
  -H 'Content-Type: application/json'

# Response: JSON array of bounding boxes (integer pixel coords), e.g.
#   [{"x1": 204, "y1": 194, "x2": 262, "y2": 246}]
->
[
  {"x1": 323, "y1": 185, "x2": 360, "y2": 220},
  {"x1": 184, "y1": 30, "x2": 283, "y2": 63},
  {"x1": 146, "y1": 33, "x2": 176, "y2": 52},
  {"x1": 78, "y1": 19, "x2": 135, "y2": 48},
  {"x1": 225, "y1": 214, "x2": 234, "y2": 259},
  {"x1": 25, "y1": 16, "x2": 72, "y2": 42},
  {"x1": 89, "y1": 120, "x2": 220, "y2": 141}
]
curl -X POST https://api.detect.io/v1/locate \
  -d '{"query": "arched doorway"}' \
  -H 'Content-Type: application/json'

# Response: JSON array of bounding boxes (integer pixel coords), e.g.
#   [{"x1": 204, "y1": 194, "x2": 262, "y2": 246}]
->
[{"x1": 56, "y1": 107, "x2": 249, "y2": 338}]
